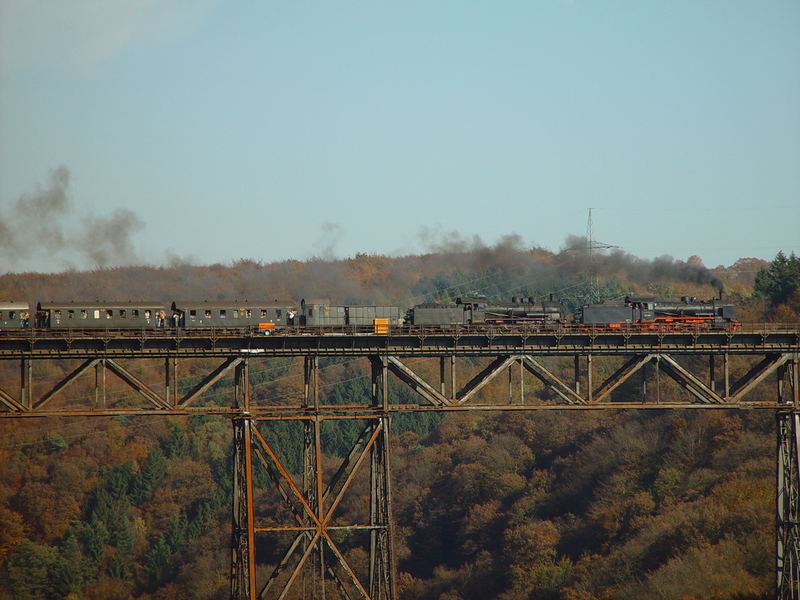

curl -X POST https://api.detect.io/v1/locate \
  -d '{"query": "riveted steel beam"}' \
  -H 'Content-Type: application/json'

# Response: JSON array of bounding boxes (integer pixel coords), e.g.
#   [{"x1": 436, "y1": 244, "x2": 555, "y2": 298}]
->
[
  {"x1": 35, "y1": 359, "x2": 100, "y2": 410},
  {"x1": 104, "y1": 358, "x2": 171, "y2": 409},
  {"x1": 591, "y1": 354, "x2": 656, "y2": 404},
  {"x1": 456, "y1": 355, "x2": 517, "y2": 405},
  {"x1": 178, "y1": 357, "x2": 243, "y2": 407},
  {"x1": 519, "y1": 356, "x2": 585, "y2": 405},
  {"x1": 656, "y1": 354, "x2": 725, "y2": 404},
  {"x1": 731, "y1": 354, "x2": 792, "y2": 403},
  {"x1": 386, "y1": 356, "x2": 450, "y2": 406}
]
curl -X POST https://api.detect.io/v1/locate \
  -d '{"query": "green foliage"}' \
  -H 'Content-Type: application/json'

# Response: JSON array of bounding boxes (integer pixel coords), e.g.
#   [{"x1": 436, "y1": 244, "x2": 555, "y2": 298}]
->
[
  {"x1": 143, "y1": 535, "x2": 173, "y2": 587},
  {"x1": 5, "y1": 540, "x2": 59, "y2": 600},
  {"x1": 131, "y1": 446, "x2": 167, "y2": 505},
  {"x1": 165, "y1": 421, "x2": 189, "y2": 458},
  {"x1": 754, "y1": 251, "x2": 800, "y2": 307}
]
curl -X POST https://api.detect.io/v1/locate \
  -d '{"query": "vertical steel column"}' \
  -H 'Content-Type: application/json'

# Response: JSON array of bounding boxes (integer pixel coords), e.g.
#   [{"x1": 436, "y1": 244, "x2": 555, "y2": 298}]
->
[
  {"x1": 20, "y1": 359, "x2": 31, "y2": 409},
  {"x1": 780, "y1": 363, "x2": 789, "y2": 404},
  {"x1": 655, "y1": 356, "x2": 661, "y2": 404},
  {"x1": 235, "y1": 359, "x2": 250, "y2": 411},
  {"x1": 315, "y1": 415, "x2": 326, "y2": 599},
  {"x1": 231, "y1": 418, "x2": 256, "y2": 600},
  {"x1": 450, "y1": 356, "x2": 456, "y2": 402},
  {"x1": 440, "y1": 357, "x2": 446, "y2": 397},
  {"x1": 508, "y1": 363, "x2": 513, "y2": 404},
  {"x1": 165, "y1": 356, "x2": 178, "y2": 406},
  {"x1": 641, "y1": 359, "x2": 647, "y2": 402},
  {"x1": 574, "y1": 355, "x2": 581, "y2": 395},
  {"x1": 587, "y1": 355, "x2": 593, "y2": 403},
  {"x1": 95, "y1": 359, "x2": 106, "y2": 408},
  {"x1": 370, "y1": 356, "x2": 397, "y2": 600},
  {"x1": 724, "y1": 352, "x2": 730, "y2": 400},
  {"x1": 709, "y1": 355, "x2": 716, "y2": 393},
  {"x1": 165, "y1": 358, "x2": 172, "y2": 407},
  {"x1": 777, "y1": 411, "x2": 800, "y2": 599},
  {"x1": 303, "y1": 356, "x2": 323, "y2": 597}
]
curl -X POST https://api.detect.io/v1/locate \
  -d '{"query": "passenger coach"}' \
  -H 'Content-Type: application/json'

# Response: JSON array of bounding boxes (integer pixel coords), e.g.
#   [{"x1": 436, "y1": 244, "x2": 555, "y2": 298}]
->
[{"x1": 37, "y1": 302, "x2": 166, "y2": 329}]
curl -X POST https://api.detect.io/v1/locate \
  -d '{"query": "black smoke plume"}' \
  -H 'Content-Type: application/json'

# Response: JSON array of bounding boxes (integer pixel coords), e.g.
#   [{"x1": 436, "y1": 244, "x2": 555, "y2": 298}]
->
[
  {"x1": 559, "y1": 235, "x2": 724, "y2": 292},
  {"x1": 0, "y1": 166, "x2": 143, "y2": 272}
]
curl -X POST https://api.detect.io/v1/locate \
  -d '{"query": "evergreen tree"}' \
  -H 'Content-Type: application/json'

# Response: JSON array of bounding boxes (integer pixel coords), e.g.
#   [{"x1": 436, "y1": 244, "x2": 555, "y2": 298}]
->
[
  {"x1": 143, "y1": 535, "x2": 173, "y2": 587},
  {"x1": 131, "y1": 446, "x2": 167, "y2": 505},
  {"x1": 755, "y1": 251, "x2": 800, "y2": 307},
  {"x1": 166, "y1": 514, "x2": 189, "y2": 553},
  {"x1": 5, "y1": 540, "x2": 58, "y2": 600},
  {"x1": 50, "y1": 532, "x2": 90, "y2": 598},
  {"x1": 79, "y1": 516, "x2": 109, "y2": 562},
  {"x1": 165, "y1": 421, "x2": 189, "y2": 458}
]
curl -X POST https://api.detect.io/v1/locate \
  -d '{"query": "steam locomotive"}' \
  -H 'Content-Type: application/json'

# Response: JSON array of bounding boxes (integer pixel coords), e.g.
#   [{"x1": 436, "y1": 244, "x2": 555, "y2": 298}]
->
[
  {"x1": 0, "y1": 294, "x2": 738, "y2": 331},
  {"x1": 579, "y1": 296, "x2": 737, "y2": 329}
]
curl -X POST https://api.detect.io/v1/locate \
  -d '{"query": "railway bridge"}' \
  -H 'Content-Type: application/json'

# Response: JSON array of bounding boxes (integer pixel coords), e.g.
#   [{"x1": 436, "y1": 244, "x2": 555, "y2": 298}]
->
[{"x1": 1, "y1": 324, "x2": 799, "y2": 599}]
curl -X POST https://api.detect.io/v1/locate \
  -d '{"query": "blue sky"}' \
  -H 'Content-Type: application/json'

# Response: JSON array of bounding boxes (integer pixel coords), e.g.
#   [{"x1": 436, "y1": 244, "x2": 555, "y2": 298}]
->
[{"x1": 1, "y1": 1, "x2": 798, "y2": 273}]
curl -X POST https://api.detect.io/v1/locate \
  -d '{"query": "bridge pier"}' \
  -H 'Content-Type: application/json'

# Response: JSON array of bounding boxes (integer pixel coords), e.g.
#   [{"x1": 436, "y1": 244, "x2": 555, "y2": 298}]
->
[
  {"x1": 778, "y1": 355, "x2": 800, "y2": 599},
  {"x1": 230, "y1": 356, "x2": 396, "y2": 600}
]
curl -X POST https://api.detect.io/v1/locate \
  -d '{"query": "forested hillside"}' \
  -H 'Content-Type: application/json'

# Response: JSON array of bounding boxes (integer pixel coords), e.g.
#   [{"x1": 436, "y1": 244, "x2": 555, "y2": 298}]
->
[{"x1": 1, "y1": 244, "x2": 798, "y2": 600}]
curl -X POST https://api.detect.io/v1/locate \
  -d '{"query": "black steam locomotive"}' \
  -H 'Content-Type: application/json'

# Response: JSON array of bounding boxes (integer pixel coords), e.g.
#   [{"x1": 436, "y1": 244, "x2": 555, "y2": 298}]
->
[
  {"x1": 406, "y1": 296, "x2": 563, "y2": 326},
  {"x1": 0, "y1": 294, "x2": 738, "y2": 332},
  {"x1": 579, "y1": 296, "x2": 737, "y2": 329}
]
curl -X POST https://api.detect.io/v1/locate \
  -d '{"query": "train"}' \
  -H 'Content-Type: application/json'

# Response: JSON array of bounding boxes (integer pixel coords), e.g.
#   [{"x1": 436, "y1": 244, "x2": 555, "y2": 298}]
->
[{"x1": 0, "y1": 294, "x2": 738, "y2": 332}]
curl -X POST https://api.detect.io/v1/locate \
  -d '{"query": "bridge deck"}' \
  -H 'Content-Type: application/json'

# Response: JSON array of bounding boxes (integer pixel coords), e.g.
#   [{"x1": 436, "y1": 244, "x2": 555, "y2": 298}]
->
[{"x1": 0, "y1": 324, "x2": 797, "y2": 357}]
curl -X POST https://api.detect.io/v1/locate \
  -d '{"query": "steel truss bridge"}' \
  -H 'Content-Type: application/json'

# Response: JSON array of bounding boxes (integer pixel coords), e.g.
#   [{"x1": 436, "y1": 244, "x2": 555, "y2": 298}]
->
[{"x1": 1, "y1": 325, "x2": 799, "y2": 599}]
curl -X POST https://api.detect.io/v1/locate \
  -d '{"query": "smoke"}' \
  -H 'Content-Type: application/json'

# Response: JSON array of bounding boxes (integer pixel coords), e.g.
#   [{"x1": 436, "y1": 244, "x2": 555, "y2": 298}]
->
[
  {"x1": 559, "y1": 235, "x2": 724, "y2": 292},
  {"x1": 0, "y1": 166, "x2": 144, "y2": 271},
  {"x1": 312, "y1": 221, "x2": 343, "y2": 260},
  {"x1": 417, "y1": 227, "x2": 531, "y2": 271}
]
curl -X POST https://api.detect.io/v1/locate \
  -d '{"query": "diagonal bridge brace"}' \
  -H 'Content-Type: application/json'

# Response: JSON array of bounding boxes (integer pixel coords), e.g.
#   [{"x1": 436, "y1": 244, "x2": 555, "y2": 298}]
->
[
  {"x1": 250, "y1": 422, "x2": 383, "y2": 599},
  {"x1": 386, "y1": 357, "x2": 451, "y2": 406},
  {"x1": 519, "y1": 356, "x2": 585, "y2": 405},
  {"x1": 104, "y1": 359, "x2": 171, "y2": 410},
  {"x1": 591, "y1": 354, "x2": 657, "y2": 404},
  {"x1": 388, "y1": 355, "x2": 586, "y2": 406},
  {"x1": 656, "y1": 355, "x2": 724, "y2": 404},
  {"x1": 178, "y1": 357, "x2": 243, "y2": 408},
  {"x1": 257, "y1": 423, "x2": 378, "y2": 598},
  {"x1": 729, "y1": 353, "x2": 793, "y2": 404},
  {"x1": 455, "y1": 355, "x2": 518, "y2": 405},
  {"x1": 34, "y1": 359, "x2": 100, "y2": 411},
  {"x1": 0, "y1": 385, "x2": 26, "y2": 412}
]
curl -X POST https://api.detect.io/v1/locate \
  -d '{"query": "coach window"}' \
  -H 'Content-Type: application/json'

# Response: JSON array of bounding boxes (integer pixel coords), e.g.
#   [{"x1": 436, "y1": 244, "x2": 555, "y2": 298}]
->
[
  {"x1": 205, "y1": 310, "x2": 211, "y2": 318},
  {"x1": 260, "y1": 309, "x2": 267, "y2": 318},
  {"x1": 233, "y1": 310, "x2": 239, "y2": 318},
  {"x1": 220, "y1": 310, "x2": 227, "y2": 318},
  {"x1": 144, "y1": 310, "x2": 151, "y2": 320},
  {"x1": 53, "y1": 310, "x2": 60, "y2": 319},
  {"x1": 81, "y1": 310, "x2": 87, "y2": 319},
  {"x1": 132, "y1": 310, "x2": 139, "y2": 318},
  {"x1": 189, "y1": 309, "x2": 197, "y2": 320},
  {"x1": 276, "y1": 309, "x2": 282, "y2": 318},
  {"x1": 68, "y1": 310, "x2": 74, "y2": 319},
  {"x1": 120, "y1": 309, "x2": 127, "y2": 318},
  {"x1": 308, "y1": 308, "x2": 313, "y2": 317},
  {"x1": 10, "y1": 311, "x2": 16, "y2": 319},
  {"x1": 246, "y1": 309, "x2": 252, "y2": 318},
  {"x1": 106, "y1": 310, "x2": 113, "y2": 319}
]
